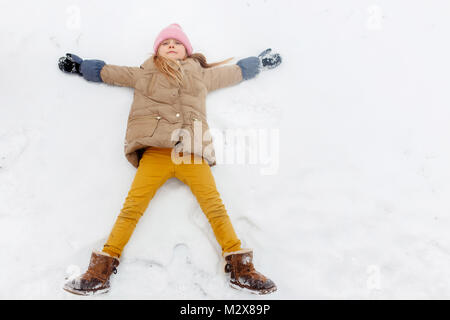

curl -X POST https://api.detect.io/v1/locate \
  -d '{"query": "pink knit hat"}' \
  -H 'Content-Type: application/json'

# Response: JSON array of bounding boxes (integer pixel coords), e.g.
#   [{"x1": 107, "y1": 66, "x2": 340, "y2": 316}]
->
[{"x1": 153, "y1": 23, "x2": 193, "y2": 56}]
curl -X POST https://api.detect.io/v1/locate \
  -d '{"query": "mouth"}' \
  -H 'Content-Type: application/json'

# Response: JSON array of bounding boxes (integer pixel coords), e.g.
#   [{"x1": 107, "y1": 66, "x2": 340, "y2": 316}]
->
[{"x1": 168, "y1": 51, "x2": 177, "y2": 54}]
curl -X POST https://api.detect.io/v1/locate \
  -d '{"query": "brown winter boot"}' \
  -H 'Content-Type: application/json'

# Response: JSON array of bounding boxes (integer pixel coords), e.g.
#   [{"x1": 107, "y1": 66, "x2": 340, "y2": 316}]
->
[
  {"x1": 63, "y1": 251, "x2": 120, "y2": 296},
  {"x1": 224, "y1": 249, "x2": 277, "y2": 295}
]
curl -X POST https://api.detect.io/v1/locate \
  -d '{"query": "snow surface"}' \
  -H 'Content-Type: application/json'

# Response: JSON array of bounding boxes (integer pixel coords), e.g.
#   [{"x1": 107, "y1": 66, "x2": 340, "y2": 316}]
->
[{"x1": 1, "y1": 0, "x2": 450, "y2": 299}]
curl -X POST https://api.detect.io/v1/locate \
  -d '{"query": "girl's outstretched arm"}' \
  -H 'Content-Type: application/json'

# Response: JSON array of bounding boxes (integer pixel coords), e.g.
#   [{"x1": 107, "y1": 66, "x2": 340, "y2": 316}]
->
[
  {"x1": 201, "y1": 63, "x2": 243, "y2": 92},
  {"x1": 58, "y1": 53, "x2": 141, "y2": 88},
  {"x1": 100, "y1": 64, "x2": 142, "y2": 88}
]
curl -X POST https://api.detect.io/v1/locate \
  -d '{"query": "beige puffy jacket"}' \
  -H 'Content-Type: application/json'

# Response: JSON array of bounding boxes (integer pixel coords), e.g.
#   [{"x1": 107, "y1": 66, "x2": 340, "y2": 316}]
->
[{"x1": 99, "y1": 56, "x2": 243, "y2": 168}]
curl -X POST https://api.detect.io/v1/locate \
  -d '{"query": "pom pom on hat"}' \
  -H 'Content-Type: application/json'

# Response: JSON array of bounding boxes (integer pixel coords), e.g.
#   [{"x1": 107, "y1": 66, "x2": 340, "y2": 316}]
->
[{"x1": 153, "y1": 23, "x2": 193, "y2": 56}]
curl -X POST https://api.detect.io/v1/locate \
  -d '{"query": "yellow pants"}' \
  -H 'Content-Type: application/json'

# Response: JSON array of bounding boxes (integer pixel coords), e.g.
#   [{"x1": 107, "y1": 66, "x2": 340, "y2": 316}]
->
[{"x1": 102, "y1": 146, "x2": 242, "y2": 258}]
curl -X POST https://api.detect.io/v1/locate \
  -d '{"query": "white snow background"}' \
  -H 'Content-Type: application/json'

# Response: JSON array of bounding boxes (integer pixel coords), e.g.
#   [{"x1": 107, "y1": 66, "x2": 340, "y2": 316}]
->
[{"x1": 1, "y1": 0, "x2": 450, "y2": 299}]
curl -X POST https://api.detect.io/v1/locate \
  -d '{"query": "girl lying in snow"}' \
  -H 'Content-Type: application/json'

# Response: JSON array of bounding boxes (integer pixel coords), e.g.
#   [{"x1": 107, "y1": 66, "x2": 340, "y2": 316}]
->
[{"x1": 58, "y1": 23, "x2": 282, "y2": 296}]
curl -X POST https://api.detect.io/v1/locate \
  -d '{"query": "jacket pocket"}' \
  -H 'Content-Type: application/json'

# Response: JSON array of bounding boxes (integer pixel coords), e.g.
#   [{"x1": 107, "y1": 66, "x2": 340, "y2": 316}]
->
[{"x1": 127, "y1": 114, "x2": 161, "y2": 140}]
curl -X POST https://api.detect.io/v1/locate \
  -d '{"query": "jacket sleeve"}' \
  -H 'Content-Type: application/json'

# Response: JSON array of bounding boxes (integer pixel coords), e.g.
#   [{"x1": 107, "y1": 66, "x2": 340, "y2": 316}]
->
[
  {"x1": 100, "y1": 65, "x2": 142, "y2": 88},
  {"x1": 201, "y1": 64, "x2": 243, "y2": 92}
]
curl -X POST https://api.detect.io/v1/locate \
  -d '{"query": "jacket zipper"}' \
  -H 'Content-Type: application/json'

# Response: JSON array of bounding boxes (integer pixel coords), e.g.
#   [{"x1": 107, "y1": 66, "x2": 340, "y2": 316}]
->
[{"x1": 129, "y1": 115, "x2": 162, "y2": 123}]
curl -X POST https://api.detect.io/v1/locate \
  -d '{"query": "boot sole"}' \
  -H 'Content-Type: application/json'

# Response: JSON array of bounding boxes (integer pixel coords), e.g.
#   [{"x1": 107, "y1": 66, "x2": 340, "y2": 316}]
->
[
  {"x1": 63, "y1": 284, "x2": 110, "y2": 296},
  {"x1": 229, "y1": 281, "x2": 277, "y2": 295}
]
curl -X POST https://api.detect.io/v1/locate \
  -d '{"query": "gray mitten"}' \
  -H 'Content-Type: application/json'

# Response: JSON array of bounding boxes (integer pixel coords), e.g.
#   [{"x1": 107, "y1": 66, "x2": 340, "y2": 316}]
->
[
  {"x1": 237, "y1": 48, "x2": 282, "y2": 80},
  {"x1": 236, "y1": 56, "x2": 261, "y2": 80},
  {"x1": 58, "y1": 53, "x2": 106, "y2": 82},
  {"x1": 258, "y1": 48, "x2": 282, "y2": 71}
]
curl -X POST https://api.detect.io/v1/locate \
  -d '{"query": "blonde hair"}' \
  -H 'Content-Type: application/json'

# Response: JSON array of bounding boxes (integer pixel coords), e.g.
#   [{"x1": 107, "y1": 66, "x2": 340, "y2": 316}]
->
[{"x1": 151, "y1": 52, "x2": 234, "y2": 86}]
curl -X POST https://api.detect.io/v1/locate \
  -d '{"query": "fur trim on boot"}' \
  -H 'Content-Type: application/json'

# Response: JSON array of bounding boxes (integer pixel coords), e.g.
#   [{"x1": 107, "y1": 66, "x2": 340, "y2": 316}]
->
[
  {"x1": 63, "y1": 251, "x2": 120, "y2": 296},
  {"x1": 223, "y1": 249, "x2": 277, "y2": 295}
]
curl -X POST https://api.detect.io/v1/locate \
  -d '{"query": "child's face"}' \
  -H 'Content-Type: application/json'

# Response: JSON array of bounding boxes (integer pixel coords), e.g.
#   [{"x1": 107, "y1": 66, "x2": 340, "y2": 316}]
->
[{"x1": 157, "y1": 38, "x2": 187, "y2": 61}]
